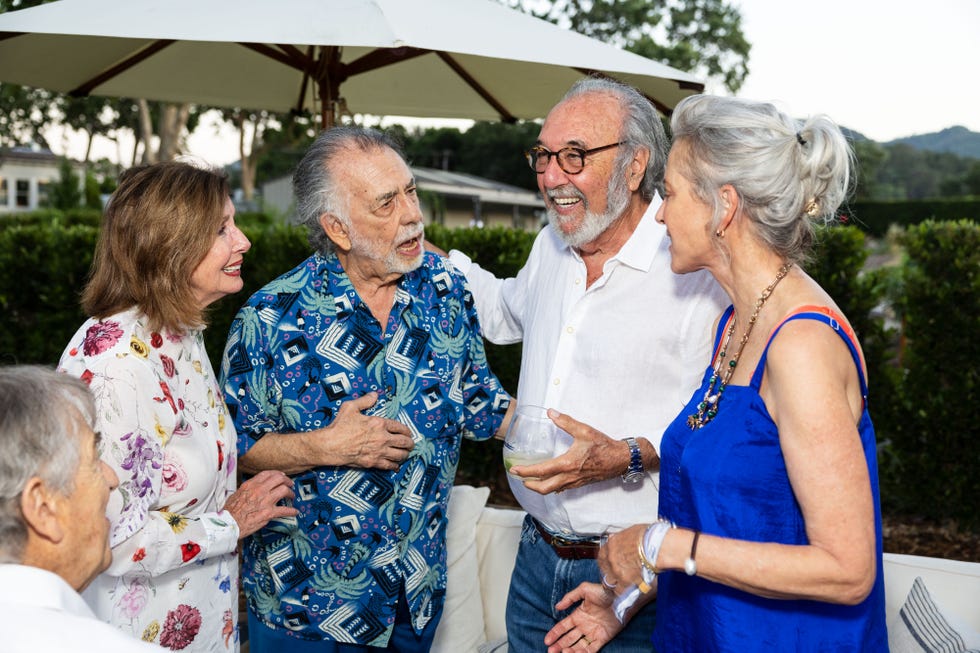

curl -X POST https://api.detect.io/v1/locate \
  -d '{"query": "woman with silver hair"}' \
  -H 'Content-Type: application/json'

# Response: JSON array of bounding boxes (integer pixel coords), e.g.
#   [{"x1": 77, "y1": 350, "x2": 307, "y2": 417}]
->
[{"x1": 547, "y1": 95, "x2": 887, "y2": 652}]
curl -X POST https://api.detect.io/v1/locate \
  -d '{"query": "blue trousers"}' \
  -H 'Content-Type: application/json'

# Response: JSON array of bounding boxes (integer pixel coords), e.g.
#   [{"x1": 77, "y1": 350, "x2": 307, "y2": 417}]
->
[
  {"x1": 505, "y1": 515, "x2": 657, "y2": 652},
  {"x1": 246, "y1": 585, "x2": 440, "y2": 653}
]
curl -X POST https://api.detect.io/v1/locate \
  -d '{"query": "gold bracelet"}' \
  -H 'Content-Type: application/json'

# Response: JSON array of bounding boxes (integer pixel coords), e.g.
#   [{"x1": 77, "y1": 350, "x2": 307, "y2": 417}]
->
[{"x1": 638, "y1": 540, "x2": 658, "y2": 574}]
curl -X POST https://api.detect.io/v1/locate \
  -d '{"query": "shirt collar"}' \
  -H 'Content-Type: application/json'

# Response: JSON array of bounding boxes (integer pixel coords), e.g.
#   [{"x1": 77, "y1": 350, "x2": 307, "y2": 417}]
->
[
  {"x1": 316, "y1": 251, "x2": 426, "y2": 319},
  {"x1": 555, "y1": 193, "x2": 667, "y2": 272},
  {"x1": 609, "y1": 192, "x2": 667, "y2": 273}
]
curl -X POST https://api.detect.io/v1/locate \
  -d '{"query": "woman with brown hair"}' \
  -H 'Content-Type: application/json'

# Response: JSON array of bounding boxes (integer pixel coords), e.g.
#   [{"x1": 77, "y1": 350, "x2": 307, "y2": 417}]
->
[{"x1": 59, "y1": 160, "x2": 297, "y2": 652}]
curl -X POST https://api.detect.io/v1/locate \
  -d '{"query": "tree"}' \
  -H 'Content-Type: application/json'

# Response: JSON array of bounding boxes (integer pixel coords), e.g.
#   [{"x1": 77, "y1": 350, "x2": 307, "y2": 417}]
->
[
  {"x1": 504, "y1": 0, "x2": 750, "y2": 93},
  {"x1": 852, "y1": 140, "x2": 886, "y2": 200},
  {"x1": 82, "y1": 170, "x2": 106, "y2": 209},
  {"x1": 49, "y1": 158, "x2": 82, "y2": 210},
  {"x1": 253, "y1": 118, "x2": 317, "y2": 189},
  {"x1": 0, "y1": 83, "x2": 56, "y2": 148},
  {"x1": 965, "y1": 161, "x2": 980, "y2": 197},
  {"x1": 215, "y1": 108, "x2": 314, "y2": 202},
  {"x1": 55, "y1": 94, "x2": 117, "y2": 163}
]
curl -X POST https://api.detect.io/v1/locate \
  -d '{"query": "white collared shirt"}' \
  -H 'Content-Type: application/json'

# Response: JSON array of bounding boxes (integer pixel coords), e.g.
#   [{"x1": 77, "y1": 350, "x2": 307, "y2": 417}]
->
[
  {"x1": 449, "y1": 197, "x2": 729, "y2": 536},
  {"x1": 0, "y1": 564, "x2": 159, "y2": 652}
]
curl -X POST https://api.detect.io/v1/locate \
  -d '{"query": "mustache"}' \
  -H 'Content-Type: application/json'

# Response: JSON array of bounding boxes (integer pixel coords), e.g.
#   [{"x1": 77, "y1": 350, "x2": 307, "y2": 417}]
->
[
  {"x1": 546, "y1": 186, "x2": 586, "y2": 203},
  {"x1": 399, "y1": 223, "x2": 424, "y2": 242}
]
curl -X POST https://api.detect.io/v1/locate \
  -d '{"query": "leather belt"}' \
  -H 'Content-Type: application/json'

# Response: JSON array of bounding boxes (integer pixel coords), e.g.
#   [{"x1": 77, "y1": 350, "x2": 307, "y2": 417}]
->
[{"x1": 532, "y1": 518, "x2": 600, "y2": 560}]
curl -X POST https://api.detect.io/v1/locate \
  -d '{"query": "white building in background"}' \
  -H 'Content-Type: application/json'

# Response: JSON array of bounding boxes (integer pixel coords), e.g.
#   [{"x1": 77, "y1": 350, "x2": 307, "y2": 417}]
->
[
  {"x1": 261, "y1": 165, "x2": 545, "y2": 231},
  {"x1": 0, "y1": 146, "x2": 85, "y2": 213}
]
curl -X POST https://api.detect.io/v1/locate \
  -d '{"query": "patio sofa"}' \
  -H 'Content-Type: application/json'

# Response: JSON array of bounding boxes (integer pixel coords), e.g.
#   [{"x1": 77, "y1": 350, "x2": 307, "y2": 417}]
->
[{"x1": 432, "y1": 485, "x2": 980, "y2": 653}]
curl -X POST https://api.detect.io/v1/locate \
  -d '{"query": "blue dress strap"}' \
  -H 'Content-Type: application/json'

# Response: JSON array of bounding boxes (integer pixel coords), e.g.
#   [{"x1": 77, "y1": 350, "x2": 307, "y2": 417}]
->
[
  {"x1": 709, "y1": 305, "x2": 736, "y2": 365},
  {"x1": 749, "y1": 306, "x2": 869, "y2": 404}
]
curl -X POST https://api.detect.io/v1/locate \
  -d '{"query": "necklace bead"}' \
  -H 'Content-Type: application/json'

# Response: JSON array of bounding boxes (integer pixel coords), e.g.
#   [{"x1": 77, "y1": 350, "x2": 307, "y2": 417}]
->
[{"x1": 687, "y1": 263, "x2": 793, "y2": 430}]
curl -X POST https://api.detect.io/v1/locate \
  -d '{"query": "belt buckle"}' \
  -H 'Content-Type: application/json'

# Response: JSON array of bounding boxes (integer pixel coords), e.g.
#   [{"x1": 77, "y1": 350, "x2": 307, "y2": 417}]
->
[
  {"x1": 553, "y1": 533, "x2": 597, "y2": 548},
  {"x1": 552, "y1": 533, "x2": 581, "y2": 547}
]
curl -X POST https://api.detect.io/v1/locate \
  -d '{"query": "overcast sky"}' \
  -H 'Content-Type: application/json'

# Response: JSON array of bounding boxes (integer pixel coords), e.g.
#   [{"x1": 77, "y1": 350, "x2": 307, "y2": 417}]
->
[{"x1": 730, "y1": 0, "x2": 979, "y2": 142}]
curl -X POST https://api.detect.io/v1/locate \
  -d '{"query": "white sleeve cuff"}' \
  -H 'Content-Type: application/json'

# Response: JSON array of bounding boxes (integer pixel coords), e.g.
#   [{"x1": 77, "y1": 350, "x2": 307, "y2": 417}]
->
[{"x1": 447, "y1": 249, "x2": 473, "y2": 274}]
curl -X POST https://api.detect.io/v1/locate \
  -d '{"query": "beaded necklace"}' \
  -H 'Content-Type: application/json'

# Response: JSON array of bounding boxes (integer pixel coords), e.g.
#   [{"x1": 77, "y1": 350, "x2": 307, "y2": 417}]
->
[{"x1": 687, "y1": 262, "x2": 793, "y2": 430}]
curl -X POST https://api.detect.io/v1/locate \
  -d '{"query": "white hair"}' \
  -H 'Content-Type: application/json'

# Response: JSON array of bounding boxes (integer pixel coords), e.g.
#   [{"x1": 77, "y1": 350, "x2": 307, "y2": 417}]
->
[
  {"x1": 670, "y1": 94, "x2": 853, "y2": 263},
  {"x1": 0, "y1": 366, "x2": 91, "y2": 562}
]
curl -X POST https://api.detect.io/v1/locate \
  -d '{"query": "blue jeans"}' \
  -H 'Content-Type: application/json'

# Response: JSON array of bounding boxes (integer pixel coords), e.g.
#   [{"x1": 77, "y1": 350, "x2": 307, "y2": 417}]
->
[
  {"x1": 246, "y1": 585, "x2": 440, "y2": 653},
  {"x1": 505, "y1": 515, "x2": 657, "y2": 652}
]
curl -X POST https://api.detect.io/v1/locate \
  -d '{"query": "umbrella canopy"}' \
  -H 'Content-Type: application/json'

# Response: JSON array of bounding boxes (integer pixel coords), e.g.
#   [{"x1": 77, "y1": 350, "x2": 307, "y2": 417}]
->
[{"x1": 0, "y1": 0, "x2": 703, "y2": 127}]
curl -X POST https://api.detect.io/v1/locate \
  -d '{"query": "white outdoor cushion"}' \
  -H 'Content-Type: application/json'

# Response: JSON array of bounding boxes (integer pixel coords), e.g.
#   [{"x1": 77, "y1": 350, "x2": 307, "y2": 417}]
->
[
  {"x1": 889, "y1": 576, "x2": 980, "y2": 652},
  {"x1": 475, "y1": 504, "x2": 524, "y2": 646},
  {"x1": 430, "y1": 485, "x2": 490, "y2": 653}
]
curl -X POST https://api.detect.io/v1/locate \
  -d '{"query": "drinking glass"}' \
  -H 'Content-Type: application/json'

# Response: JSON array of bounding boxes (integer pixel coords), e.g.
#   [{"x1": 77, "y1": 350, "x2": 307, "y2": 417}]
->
[{"x1": 502, "y1": 404, "x2": 560, "y2": 477}]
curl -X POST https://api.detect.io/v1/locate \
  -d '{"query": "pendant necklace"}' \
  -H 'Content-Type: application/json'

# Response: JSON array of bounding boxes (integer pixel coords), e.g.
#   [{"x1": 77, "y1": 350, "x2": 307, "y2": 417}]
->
[{"x1": 687, "y1": 262, "x2": 793, "y2": 430}]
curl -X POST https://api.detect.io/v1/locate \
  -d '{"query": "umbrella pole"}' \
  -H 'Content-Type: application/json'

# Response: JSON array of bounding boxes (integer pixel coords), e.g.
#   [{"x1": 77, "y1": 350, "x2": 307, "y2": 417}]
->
[{"x1": 316, "y1": 46, "x2": 343, "y2": 130}]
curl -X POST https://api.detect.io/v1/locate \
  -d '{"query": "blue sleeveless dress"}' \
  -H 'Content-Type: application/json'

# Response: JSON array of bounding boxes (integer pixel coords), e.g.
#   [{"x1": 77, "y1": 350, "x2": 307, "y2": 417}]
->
[{"x1": 653, "y1": 306, "x2": 888, "y2": 652}]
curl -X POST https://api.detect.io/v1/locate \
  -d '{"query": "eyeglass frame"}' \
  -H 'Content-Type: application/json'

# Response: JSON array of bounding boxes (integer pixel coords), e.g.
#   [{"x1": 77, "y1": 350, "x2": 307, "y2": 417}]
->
[{"x1": 524, "y1": 141, "x2": 625, "y2": 175}]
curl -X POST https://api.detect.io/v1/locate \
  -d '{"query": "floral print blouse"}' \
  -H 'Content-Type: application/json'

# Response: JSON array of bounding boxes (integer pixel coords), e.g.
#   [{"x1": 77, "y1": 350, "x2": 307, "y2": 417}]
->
[{"x1": 60, "y1": 308, "x2": 241, "y2": 652}]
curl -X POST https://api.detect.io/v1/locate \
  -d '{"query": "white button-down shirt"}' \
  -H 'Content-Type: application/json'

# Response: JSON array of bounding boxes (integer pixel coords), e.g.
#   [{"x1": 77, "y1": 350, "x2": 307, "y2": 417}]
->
[
  {"x1": 0, "y1": 564, "x2": 159, "y2": 652},
  {"x1": 450, "y1": 197, "x2": 729, "y2": 536}
]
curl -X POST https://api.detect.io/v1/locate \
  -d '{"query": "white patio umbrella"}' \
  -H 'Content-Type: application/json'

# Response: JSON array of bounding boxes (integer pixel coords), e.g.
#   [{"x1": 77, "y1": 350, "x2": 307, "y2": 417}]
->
[{"x1": 0, "y1": 0, "x2": 703, "y2": 127}]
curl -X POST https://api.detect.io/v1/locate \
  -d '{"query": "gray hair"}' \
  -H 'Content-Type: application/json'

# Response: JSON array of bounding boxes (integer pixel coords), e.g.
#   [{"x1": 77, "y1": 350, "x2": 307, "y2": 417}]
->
[
  {"x1": 293, "y1": 126, "x2": 406, "y2": 256},
  {"x1": 561, "y1": 76, "x2": 669, "y2": 202},
  {"x1": 0, "y1": 366, "x2": 93, "y2": 562},
  {"x1": 669, "y1": 94, "x2": 853, "y2": 264}
]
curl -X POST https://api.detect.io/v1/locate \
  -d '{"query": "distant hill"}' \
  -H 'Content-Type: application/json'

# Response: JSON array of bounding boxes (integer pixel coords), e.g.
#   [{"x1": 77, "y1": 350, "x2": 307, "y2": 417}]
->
[{"x1": 885, "y1": 126, "x2": 980, "y2": 160}]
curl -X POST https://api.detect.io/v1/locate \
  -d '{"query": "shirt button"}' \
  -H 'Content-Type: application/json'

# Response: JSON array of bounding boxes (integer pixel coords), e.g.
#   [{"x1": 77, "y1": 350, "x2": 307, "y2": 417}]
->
[
  {"x1": 566, "y1": 326, "x2": 574, "y2": 334},
  {"x1": 553, "y1": 378, "x2": 560, "y2": 386},
  {"x1": 575, "y1": 278, "x2": 582, "y2": 285}
]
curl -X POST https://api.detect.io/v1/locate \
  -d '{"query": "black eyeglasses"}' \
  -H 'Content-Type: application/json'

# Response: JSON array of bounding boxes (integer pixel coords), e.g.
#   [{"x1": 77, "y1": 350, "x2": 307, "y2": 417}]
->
[{"x1": 524, "y1": 142, "x2": 625, "y2": 175}]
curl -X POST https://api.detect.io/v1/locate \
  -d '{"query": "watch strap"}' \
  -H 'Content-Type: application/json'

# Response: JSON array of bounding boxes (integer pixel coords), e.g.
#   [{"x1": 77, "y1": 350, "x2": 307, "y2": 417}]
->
[{"x1": 622, "y1": 436, "x2": 644, "y2": 483}]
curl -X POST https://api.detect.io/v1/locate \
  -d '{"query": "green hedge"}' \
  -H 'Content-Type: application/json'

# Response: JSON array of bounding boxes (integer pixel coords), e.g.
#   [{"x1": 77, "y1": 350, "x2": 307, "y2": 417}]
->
[
  {"x1": 1, "y1": 211, "x2": 976, "y2": 528},
  {"x1": 842, "y1": 199, "x2": 980, "y2": 237},
  {"x1": 877, "y1": 220, "x2": 980, "y2": 525}
]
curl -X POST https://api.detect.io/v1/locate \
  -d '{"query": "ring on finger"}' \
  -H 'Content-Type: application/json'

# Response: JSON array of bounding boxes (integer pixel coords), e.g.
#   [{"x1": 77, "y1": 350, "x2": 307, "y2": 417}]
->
[{"x1": 601, "y1": 574, "x2": 617, "y2": 591}]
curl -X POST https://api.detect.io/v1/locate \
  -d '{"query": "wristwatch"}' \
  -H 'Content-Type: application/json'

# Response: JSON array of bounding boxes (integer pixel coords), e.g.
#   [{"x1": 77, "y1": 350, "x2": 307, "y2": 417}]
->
[{"x1": 622, "y1": 436, "x2": 644, "y2": 483}]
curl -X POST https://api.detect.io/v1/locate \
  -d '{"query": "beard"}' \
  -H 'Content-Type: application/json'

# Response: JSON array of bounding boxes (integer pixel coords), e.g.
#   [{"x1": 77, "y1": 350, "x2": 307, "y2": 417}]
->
[
  {"x1": 546, "y1": 173, "x2": 631, "y2": 249},
  {"x1": 349, "y1": 222, "x2": 425, "y2": 275}
]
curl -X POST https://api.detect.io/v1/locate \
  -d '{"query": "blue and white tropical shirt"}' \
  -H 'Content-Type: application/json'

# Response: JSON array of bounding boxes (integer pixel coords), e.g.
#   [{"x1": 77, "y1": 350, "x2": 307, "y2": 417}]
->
[{"x1": 220, "y1": 251, "x2": 509, "y2": 646}]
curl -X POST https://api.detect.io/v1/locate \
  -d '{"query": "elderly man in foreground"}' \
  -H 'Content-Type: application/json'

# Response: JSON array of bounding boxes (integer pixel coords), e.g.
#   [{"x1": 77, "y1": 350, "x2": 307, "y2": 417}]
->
[
  {"x1": 222, "y1": 126, "x2": 512, "y2": 652},
  {"x1": 0, "y1": 365, "x2": 157, "y2": 652}
]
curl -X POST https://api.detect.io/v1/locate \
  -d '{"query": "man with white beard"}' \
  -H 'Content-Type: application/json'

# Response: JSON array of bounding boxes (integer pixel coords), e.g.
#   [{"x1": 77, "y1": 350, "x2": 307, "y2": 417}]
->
[
  {"x1": 445, "y1": 78, "x2": 729, "y2": 651},
  {"x1": 221, "y1": 126, "x2": 513, "y2": 652}
]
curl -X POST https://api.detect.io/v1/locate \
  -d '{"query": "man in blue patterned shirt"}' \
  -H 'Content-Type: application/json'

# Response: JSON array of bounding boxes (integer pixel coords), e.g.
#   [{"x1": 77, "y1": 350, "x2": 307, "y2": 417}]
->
[{"x1": 220, "y1": 127, "x2": 513, "y2": 652}]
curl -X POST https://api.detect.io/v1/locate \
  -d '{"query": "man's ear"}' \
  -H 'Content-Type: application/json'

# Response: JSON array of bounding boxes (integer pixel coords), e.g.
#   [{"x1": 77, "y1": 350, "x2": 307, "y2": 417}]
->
[
  {"x1": 19, "y1": 477, "x2": 65, "y2": 545},
  {"x1": 627, "y1": 147, "x2": 651, "y2": 192},
  {"x1": 319, "y1": 213, "x2": 352, "y2": 253}
]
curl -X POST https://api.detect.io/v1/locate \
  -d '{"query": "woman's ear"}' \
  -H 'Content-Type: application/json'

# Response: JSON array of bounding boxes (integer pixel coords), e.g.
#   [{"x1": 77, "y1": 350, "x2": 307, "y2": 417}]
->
[
  {"x1": 716, "y1": 184, "x2": 739, "y2": 234},
  {"x1": 319, "y1": 213, "x2": 351, "y2": 253}
]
